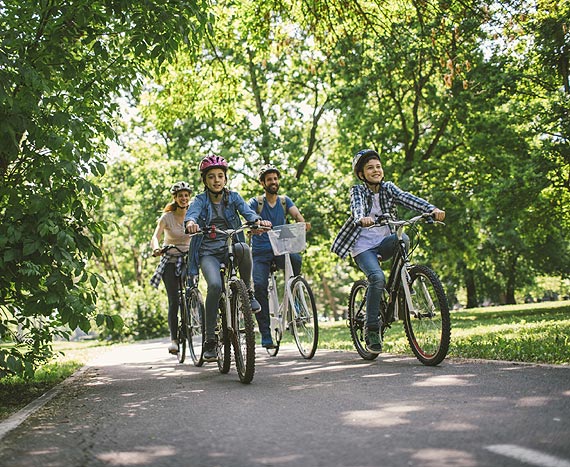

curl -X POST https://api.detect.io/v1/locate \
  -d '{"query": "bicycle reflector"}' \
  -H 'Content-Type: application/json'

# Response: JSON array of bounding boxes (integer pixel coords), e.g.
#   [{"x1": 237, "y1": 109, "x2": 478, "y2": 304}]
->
[{"x1": 209, "y1": 225, "x2": 217, "y2": 239}]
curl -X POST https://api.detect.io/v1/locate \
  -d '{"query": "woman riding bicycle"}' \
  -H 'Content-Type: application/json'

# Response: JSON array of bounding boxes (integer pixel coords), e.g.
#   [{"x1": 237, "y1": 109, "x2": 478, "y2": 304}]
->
[
  {"x1": 184, "y1": 155, "x2": 271, "y2": 361},
  {"x1": 331, "y1": 149, "x2": 445, "y2": 354},
  {"x1": 150, "y1": 181, "x2": 193, "y2": 355}
]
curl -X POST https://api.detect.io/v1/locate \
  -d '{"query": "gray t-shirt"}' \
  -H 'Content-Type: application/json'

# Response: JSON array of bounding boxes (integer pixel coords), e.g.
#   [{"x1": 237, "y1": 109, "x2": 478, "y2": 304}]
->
[{"x1": 200, "y1": 202, "x2": 229, "y2": 255}]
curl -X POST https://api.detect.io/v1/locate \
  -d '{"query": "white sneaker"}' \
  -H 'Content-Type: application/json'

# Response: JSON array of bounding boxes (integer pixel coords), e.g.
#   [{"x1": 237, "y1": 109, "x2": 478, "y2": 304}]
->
[{"x1": 168, "y1": 340, "x2": 178, "y2": 354}]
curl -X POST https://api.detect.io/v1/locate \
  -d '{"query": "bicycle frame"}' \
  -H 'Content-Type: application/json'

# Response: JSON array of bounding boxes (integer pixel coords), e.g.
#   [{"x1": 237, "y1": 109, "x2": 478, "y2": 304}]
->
[{"x1": 268, "y1": 251, "x2": 297, "y2": 332}]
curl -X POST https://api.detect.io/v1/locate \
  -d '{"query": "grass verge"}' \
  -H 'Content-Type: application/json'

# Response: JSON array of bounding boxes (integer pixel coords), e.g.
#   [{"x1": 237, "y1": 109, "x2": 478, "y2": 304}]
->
[{"x1": 319, "y1": 300, "x2": 570, "y2": 365}]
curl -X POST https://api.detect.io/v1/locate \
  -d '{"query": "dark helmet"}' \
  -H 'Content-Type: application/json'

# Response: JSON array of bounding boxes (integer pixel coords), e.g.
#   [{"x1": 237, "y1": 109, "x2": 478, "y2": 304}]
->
[
  {"x1": 258, "y1": 164, "x2": 281, "y2": 182},
  {"x1": 170, "y1": 181, "x2": 192, "y2": 195},
  {"x1": 352, "y1": 149, "x2": 381, "y2": 179}
]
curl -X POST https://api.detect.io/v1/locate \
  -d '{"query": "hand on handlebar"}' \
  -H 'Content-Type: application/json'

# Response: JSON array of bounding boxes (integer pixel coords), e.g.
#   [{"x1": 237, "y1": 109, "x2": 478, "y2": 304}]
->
[
  {"x1": 430, "y1": 208, "x2": 445, "y2": 222},
  {"x1": 185, "y1": 221, "x2": 200, "y2": 234}
]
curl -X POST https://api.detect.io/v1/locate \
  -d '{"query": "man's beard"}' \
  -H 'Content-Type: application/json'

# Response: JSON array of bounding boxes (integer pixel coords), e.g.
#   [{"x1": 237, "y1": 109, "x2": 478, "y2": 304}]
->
[{"x1": 265, "y1": 184, "x2": 279, "y2": 194}]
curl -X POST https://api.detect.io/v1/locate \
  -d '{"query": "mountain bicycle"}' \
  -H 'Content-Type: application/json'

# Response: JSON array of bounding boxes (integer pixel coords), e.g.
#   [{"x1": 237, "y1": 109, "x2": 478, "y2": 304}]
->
[
  {"x1": 265, "y1": 222, "x2": 318, "y2": 359},
  {"x1": 158, "y1": 245, "x2": 204, "y2": 365},
  {"x1": 188, "y1": 222, "x2": 258, "y2": 384},
  {"x1": 347, "y1": 213, "x2": 451, "y2": 366}
]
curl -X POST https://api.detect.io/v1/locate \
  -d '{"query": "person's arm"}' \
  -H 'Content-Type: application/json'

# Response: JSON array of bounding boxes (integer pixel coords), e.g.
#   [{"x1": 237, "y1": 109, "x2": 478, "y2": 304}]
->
[
  {"x1": 150, "y1": 218, "x2": 164, "y2": 256},
  {"x1": 236, "y1": 193, "x2": 271, "y2": 227},
  {"x1": 184, "y1": 196, "x2": 204, "y2": 233},
  {"x1": 288, "y1": 205, "x2": 311, "y2": 231}
]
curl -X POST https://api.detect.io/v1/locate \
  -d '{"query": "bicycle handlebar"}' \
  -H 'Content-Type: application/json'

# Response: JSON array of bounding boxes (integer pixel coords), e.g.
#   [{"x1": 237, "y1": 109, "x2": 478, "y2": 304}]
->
[
  {"x1": 372, "y1": 212, "x2": 445, "y2": 228},
  {"x1": 186, "y1": 220, "x2": 268, "y2": 238}
]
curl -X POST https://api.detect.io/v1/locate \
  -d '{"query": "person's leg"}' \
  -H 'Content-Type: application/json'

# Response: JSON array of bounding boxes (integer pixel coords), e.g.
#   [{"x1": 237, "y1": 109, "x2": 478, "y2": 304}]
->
[
  {"x1": 199, "y1": 255, "x2": 223, "y2": 342},
  {"x1": 162, "y1": 263, "x2": 180, "y2": 352},
  {"x1": 234, "y1": 242, "x2": 261, "y2": 312},
  {"x1": 354, "y1": 249, "x2": 386, "y2": 329},
  {"x1": 290, "y1": 253, "x2": 302, "y2": 277},
  {"x1": 376, "y1": 233, "x2": 409, "y2": 261},
  {"x1": 354, "y1": 248, "x2": 385, "y2": 353},
  {"x1": 252, "y1": 250, "x2": 274, "y2": 346}
]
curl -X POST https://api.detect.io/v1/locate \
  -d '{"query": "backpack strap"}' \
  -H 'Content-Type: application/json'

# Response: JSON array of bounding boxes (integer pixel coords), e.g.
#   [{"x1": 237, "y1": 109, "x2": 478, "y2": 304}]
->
[{"x1": 256, "y1": 195, "x2": 288, "y2": 220}]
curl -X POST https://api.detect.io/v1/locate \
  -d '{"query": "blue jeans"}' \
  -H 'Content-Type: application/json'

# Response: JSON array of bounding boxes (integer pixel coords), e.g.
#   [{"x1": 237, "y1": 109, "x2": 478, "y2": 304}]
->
[
  {"x1": 253, "y1": 250, "x2": 302, "y2": 341},
  {"x1": 353, "y1": 234, "x2": 408, "y2": 329},
  {"x1": 199, "y1": 242, "x2": 253, "y2": 341}
]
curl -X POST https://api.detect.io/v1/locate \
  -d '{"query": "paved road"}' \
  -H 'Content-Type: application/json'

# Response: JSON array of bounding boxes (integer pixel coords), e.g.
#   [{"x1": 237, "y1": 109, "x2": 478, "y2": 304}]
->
[{"x1": 0, "y1": 339, "x2": 569, "y2": 467}]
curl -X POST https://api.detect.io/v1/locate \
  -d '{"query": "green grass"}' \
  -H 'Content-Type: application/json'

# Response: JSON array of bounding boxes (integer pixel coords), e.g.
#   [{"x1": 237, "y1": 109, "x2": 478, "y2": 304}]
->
[
  {"x1": 319, "y1": 300, "x2": 570, "y2": 365},
  {"x1": 1, "y1": 301, "x2": 568, "y2": 423}
]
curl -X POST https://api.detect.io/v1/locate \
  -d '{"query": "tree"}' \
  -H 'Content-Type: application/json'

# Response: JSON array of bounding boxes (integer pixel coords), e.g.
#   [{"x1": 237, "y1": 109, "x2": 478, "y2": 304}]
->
[{"x1": 0, "y1": 1, "x2": 209, "y2": 377}]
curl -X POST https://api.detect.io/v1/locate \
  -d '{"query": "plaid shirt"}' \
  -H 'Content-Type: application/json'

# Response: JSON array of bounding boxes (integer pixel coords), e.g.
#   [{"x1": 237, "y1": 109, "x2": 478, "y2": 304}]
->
[
  {"x1": 150, "y1": 254, "x2": 185, "y2": 288},
  {"x1": 331, "y1": 182, "x2": 435, "y2": 259}
]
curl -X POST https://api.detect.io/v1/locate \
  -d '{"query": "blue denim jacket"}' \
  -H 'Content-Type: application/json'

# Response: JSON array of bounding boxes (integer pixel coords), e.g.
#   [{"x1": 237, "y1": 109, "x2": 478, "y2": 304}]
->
[{"x1": 184, "y1": 189, "x2": 261, "y2": 275}]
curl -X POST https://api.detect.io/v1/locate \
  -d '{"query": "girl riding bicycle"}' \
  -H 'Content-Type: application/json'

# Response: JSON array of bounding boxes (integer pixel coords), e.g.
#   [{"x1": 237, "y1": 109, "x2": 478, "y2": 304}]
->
[
  {"x1": 150, "y1": 181, "x2": 193, "y2": 355},
  {"x1": 331, "y1": 149, "x2": 445, "y2": 354},
  {"x1": 184, "y1": 155, "x2": 271, "y2": 361}
]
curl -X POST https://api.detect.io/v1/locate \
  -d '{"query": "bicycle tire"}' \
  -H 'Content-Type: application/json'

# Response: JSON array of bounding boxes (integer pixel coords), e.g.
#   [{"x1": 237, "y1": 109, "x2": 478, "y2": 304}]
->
[
  {"x1": 231, "y1": 280, "x2": 256, "y2": 384},
  {"x1": 187, "y1": 288, "x2": 205, "y2": 367},
  {"x1": 290, "y1": 276, "x2": 318, "y2": 359},
  {"x1": 266, "y1": 273, "x2": 281, "y2": 357},
  {"x1": 216, "y1": 293, "x2": 231, "y2": 374},
  {"x1": 401, "y1": 265, "x2": 451, "y2": 366},
  {"x1": 348, "y1": 280, "x2": 379, "y2": 361},
  {"x1": 177, "y1": 295, "x2": 188, "y2": 364}
]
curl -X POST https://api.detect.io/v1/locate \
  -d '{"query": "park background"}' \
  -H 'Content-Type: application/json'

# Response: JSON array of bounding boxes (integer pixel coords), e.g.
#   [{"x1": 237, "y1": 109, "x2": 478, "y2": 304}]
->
[{"x1": 1, "y1": 0, "x2": 569, "y2": 378}]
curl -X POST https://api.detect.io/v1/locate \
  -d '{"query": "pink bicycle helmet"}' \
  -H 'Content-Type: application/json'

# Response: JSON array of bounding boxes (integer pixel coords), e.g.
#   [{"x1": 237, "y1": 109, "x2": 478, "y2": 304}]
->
[{"x1": 199, "y1": 154, "x2": 229, "y2": 173}]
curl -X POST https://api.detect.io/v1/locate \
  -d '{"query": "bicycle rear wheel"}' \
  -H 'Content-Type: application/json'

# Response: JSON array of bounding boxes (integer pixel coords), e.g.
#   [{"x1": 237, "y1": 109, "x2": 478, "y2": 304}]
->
[
  {"x1": 216, "y1": 294, "x2": 231, "y2": 374},
  {"x1": 177, "y1": 297, "x2": 187, "y2": 364},
  {"x1": 187, "y1": 288, "x2": 205, "y2": 367},
  {"x1": 231, "y1": 280, "x2": 256, "y2": 384},
  {"x1": 348, "y1": 280, "x2": 379, "y2": 361},
  {"x1": 401, "y1": 265, "x2": 451, "y2": 366},
  {"x1": 290, "y1": 276, "x2": 318, "y2": 359}
]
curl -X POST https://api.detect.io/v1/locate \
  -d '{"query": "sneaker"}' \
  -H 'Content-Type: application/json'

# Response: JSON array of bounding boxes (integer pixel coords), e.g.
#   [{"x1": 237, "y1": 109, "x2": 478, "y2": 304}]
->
[
  {"x1": 203, "y1": 340, "x2": 217, "y2": 361},
  {"x1": 365, "y1": 329, "x2": 382, "y2": 354},
  {"x1": 168, "y1": 340, "x2": 178, "y2": 354},
  {"x1": 249, "y1": 290, "x2": 261, "y2": 313},
  {"x1": 261, "y1": 335, "x2": 276, "y2": 349}
]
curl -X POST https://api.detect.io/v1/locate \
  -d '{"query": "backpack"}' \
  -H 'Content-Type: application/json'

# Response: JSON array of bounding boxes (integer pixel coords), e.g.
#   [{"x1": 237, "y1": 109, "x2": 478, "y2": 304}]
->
[{"x1": 256, "y1": 195, "x2": 288, "y2": 220}]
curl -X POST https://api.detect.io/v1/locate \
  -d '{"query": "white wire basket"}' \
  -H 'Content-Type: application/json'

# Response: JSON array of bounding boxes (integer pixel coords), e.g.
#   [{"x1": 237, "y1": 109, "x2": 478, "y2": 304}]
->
[{"x1": 268, "y1": 222, "x2": 306, "y2": 255}]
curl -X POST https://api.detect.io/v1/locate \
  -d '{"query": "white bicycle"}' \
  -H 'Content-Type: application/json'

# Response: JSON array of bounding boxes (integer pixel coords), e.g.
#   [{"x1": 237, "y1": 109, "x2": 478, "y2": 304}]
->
[{"x1": 265, "y1": 222, "x2": 318, "y2": 359}]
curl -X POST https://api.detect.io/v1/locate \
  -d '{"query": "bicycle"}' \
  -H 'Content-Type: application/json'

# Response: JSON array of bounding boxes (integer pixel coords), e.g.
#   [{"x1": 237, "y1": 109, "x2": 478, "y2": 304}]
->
[
  {"x1": 158, "y1": 245, "x2": 205, "y2": 366},
  {"x1": 265, "y1": 222, "x2": 318, "y2": 359},
  {"x1": 347, "y1": 213, "x2": 451, "y2": 366},
  {"x1": 188, "y1": 221, "x2": 258, "y2": 384}
]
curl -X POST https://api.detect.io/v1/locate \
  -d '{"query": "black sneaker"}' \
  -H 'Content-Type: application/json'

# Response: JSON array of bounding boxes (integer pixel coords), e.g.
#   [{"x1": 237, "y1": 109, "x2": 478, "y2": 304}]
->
[
  {"x1": 248, "y1": 290, "x2": 261, "y2": 313},
  {"x1": 203, "y1": 340, "x2": 217, "y2": 361},
  {"x1": 365, "y1": 328, "x2": 382, "y2": 354}
]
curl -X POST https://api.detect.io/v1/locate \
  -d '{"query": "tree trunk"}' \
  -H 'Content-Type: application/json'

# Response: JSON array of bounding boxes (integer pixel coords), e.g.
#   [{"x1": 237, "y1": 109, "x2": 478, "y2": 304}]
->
[{"x1": 465, "y1": 268, "x2": 478, "y2": 308}]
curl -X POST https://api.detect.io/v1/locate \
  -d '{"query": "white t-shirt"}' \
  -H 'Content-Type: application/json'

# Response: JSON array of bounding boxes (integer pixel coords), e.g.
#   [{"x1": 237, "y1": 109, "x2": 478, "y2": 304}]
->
[
  {"x1": 159, "y1": 211, "x2": 190, "y2": 260},
  {"x1": 350, "y1": 193, "x2": 390, "y2": 257}
]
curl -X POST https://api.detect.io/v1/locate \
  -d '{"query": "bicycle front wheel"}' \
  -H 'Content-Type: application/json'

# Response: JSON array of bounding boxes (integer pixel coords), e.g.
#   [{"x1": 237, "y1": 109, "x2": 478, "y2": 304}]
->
[
  {"x1": 348, "y1": 280, "x2": 379, "y2": 361},
  {"x1": 401, "y1": 265, "x2": 451, "y2": 366},
  {"x1": 177, "y1": 296, "x2": 187, "y2": 364},
  {"x1": 231, "y1": 280, "x2": 256, "y2": 384},
  {"x1": 187, "y1": 288, "x2": 204, "y2": 367},
  {"x1": 290, "y1": 276, "x2": 318, "y2": 359}
]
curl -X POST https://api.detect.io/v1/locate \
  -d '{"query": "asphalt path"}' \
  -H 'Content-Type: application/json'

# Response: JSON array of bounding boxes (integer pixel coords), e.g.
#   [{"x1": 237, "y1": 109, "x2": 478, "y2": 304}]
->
[{"x1": 0, "y1": 339, "x2": 569, "y2": 467}]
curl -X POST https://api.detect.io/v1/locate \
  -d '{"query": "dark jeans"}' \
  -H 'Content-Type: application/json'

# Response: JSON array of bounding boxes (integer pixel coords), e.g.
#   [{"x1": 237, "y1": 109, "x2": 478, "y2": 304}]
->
[
  {"x1": 199, "y1": 242, "x2": 253, "y2": 341},
  {"x1": 353, "y1": 234, "x2": 408, "y2": 329},
  {"x1": 253, "y1": 249, "x2": 302, "y2": 341},
  {"x1": 162, "y1": 262, "x2": 179, "y2": 341}
]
